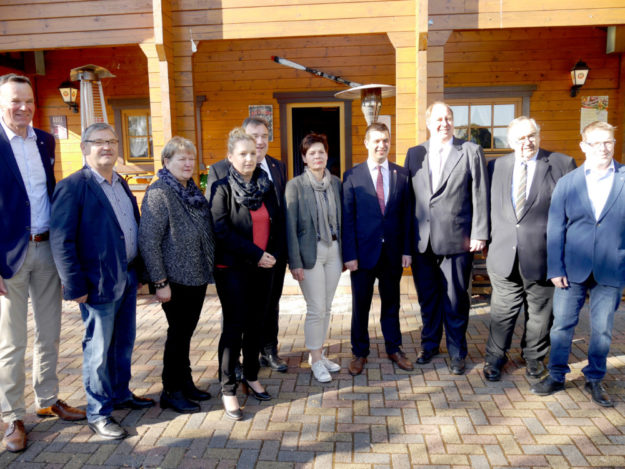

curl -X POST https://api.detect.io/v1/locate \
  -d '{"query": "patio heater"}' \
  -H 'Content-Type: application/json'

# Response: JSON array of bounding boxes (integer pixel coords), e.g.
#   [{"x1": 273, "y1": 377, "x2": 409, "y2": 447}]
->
[
  {"x1": 335, "y1": 84, "x2": 396, "y2": 125},
  {"x1": 70, "y1": 64, "x2": 116, "y2": 135}
]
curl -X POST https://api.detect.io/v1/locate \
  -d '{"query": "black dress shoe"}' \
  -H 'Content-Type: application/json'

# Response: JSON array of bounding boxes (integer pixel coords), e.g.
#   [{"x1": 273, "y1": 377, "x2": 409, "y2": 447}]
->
[
  {"x1": 525, "y1": 359, "x2": 546, "y2": 378},
  {"x1": 222, "y1": 395, "x2": 243, "y2": 421},
  {"x1": 160, "y1": 390, "x2": 201, "y2": 413},
  {"x1": 260, "y1": 351, "x2": 288, "y2": 372},
  {"x1": 449, "y1": 357, "x2": 465, "y2": 375},
  {"x1": 531, "y1": 375, "x2": 565, "y2": 396},
  {"x1": 483, "y1": 362, "x2": 502, "y2": 381},
  {"x1": 113, "y1": 393, "x2": 156, "y2": 410},
  {"x1": 416, "y1": 348, "x2": 439, "y2": 365},
  {"x1": 182, "y1": 382, "x2": 212, "y2": 401},
  {"x1": 88, "y1": 417, "x2": 128, "y2": 440},
  {"x1": 585, "y1": 381, "x2": 613, "y2": 407},
  {"x1": 241, "y1": 379, "x2": 271, "y2": 401}
]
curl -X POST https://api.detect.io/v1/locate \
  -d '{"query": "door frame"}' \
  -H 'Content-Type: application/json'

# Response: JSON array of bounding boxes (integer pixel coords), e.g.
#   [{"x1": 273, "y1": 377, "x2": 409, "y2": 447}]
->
[{"x1": 274, "y1": 91, "x2": 352, "y2": 179}]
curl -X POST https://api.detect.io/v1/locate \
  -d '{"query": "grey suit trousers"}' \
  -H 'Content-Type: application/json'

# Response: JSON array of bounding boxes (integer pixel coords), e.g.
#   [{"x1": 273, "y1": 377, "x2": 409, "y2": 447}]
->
[{"x1": 485, "y1": 256, "x2": 554, "y2": 365}]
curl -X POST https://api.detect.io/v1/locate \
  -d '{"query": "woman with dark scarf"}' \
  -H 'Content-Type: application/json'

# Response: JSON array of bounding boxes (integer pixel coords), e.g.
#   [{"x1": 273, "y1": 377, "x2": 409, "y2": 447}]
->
[
  {"x1": 139, "y1": 137, "x2": 215, "y2": 414},
  {"x1": 208, "y1": 127, "x2": 285, "y2": 420},
  {"x1": 285, "y1": 133, "x2": 342, "y2": 383}
]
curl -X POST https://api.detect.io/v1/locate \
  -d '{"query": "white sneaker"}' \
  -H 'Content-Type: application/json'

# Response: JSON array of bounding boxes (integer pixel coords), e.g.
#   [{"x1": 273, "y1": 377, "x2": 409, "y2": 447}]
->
[
  {"x1": 311, "y1": 360, "x2": 332, "y2": 383},
  {"x1": 308, "y1": 352, "x2": 341, "y2": 373}
]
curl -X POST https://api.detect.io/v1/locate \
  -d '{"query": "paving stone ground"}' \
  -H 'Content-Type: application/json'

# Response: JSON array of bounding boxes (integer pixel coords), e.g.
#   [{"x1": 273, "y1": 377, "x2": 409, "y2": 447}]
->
[{"x1": 2, "y1": 273, "x2": 625, "y2": 468}]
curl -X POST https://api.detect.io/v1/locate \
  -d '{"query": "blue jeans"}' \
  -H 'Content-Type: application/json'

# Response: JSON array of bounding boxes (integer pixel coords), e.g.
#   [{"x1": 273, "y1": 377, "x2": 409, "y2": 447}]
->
[
  {"x1": 79, "y1": 269, "x2": 137, "y2": 422},
  {"x1": 548, "y1": 276, "x2": 622, "y2": 383}
]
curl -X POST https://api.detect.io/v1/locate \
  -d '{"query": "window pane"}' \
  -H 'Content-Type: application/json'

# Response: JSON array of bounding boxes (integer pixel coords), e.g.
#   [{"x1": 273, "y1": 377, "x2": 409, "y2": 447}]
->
[
  {"x1": 494, "y1": 104, "x2": 515, "y2": 126},
  {"x1": 128, "y1": 115, "x2": 147, "y2": 137},
  {"x1": 450, "y1": 106, "x2": 468, "y2": 126},
  {"x1": 493, "y1": 128, "x2": 509, "y2": 148},
  {"x1": 471, "y1": 128, "x2": 492, "y2": 149},
  {"x1": 471, "y1": 105, "x2": 491, "y2": 126},
  {"x1": 129, "y1": 137, "x2": 149, "y2": 158},
  {"x1": 454, "y1": 127, "x2": 468, "y2": 140}
]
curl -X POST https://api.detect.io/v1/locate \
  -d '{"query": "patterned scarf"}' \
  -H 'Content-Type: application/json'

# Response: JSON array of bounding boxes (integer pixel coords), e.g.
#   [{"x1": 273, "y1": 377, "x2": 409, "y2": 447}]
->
[
  {"x1": 305, "y1": 168, "x2": 338, "y2": 245},
  {"x1": 228, "y1": 165, "x2": 272, "y2": 211}
]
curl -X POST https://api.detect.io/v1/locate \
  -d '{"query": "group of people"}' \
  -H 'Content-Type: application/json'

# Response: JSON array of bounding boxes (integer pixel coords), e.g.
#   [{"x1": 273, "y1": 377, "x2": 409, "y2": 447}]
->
[{"x1": 1, "y1": 71, "x2": 624, "y2": 453}]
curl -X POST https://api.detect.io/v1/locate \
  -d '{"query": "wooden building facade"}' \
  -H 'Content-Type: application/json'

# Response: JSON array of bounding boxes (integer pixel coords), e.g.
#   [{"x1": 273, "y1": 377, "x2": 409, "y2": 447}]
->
[{"x1": 1, "y1": 1, "x2": 625, "y2": 187}]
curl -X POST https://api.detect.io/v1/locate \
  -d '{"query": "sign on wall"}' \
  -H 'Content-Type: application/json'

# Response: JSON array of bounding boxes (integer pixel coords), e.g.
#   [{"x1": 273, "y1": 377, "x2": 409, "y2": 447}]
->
[
  {"x1": 580, "y1": 96, "x2": 608, "y2": 133},
  {"x1": 249, "y1": 105, "x2": 274, "y2": 141},
  {"x1": 50, "y1": 115, "x2": 68, "y2": 140}
]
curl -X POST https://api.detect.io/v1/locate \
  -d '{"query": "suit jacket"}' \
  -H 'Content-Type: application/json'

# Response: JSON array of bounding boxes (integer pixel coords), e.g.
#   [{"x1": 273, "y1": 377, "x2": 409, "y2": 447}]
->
[
  {"x1": 487, "y1": 149, "x2": 576, "y2": 281},
  {"x1": 209, "y1": 171, "x2": 286, "y2": 269},
  {"x1": 405, "y1": 137, "x2": 489, "y2": 255},
  {"x1": 206, "y1": 154, "x2": 287, "y2": 206},
  {"x1": 50, "y1": 167, "x2": 144, "y2": 303},
  {"x1": 285, "y1": 172, "x2": 342, "y2": 270},
  {"x1": 341, "y1": 161, "x2": 412, "y2": 270},
  {"x1": 547, "y1": 162, "x2": 625, "y2": 287},
  {"x1": 0, "y1": 125, "x2": 56, "y2": 278}
]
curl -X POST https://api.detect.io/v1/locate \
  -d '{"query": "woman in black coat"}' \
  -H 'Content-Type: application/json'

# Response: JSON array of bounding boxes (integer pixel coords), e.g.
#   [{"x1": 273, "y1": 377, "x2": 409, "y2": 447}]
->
[{"x1": 209, "y1": 127, "x2": 285, "y2": 420}]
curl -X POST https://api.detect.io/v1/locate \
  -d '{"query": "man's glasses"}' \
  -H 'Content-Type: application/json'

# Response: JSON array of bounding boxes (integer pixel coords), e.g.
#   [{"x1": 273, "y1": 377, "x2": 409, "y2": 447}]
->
[
  {"x1": 584, "y1": 140, "x2": 615, "y2": 149},
  {"x1": 84, "y1": 139, "x2": 119, "y2": 147}
]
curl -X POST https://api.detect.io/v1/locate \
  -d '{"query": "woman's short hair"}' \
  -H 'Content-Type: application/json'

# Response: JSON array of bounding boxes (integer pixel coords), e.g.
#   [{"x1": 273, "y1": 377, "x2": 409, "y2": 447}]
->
[
  {"x1": 161, "y1": 136, "x2": 197, "y2": 165},
  {"x1": 227, "y1": 127, "x2": 255, "y2": 154},
  {"x1": 300, "y1": 132, "x2": 328, "y2": 157}
]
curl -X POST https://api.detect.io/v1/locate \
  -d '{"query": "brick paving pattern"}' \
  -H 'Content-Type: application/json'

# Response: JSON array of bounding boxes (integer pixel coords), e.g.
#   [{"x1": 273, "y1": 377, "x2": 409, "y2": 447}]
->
[{"x1": 1, "y1": 274, "x2": 625, "y2": 468}]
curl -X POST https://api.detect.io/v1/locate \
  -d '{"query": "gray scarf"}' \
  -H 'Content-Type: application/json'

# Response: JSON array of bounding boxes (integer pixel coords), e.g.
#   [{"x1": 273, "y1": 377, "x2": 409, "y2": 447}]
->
[{"x1": 305, "y1": 168, "x2": 338, "y2": 245}]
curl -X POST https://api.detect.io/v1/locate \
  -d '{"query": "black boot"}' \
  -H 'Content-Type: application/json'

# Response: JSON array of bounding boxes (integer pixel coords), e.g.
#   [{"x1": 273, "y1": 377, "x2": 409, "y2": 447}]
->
[
  {"x1": 182, "y1": 381, "x2": 212, "y2": 401},
  {"x1": 160, "y1": 390, "x2": 200, "y2": 414},
  {"x1": 260, "y1": 347, "x2": 288, "y2": 373}
]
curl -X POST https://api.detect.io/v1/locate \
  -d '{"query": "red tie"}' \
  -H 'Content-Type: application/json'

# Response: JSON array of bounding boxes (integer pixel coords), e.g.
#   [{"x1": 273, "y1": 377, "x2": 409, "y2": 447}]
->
[{"x1": 376, "y1": 165, "x2": 385, "y2": 215}]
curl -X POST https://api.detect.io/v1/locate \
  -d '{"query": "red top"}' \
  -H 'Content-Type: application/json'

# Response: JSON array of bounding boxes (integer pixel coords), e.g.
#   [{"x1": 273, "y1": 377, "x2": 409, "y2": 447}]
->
[{"x1": 250, "y1": 202, "x2": 270, "y2": 251}]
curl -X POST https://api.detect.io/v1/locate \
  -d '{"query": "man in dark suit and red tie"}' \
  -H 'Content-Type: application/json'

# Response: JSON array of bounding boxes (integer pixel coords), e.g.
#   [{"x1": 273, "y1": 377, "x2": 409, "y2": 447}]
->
[
  {"x1": 484, "y1": 116, "x2": 575, "y2": 381},
  {"x1": 342, "y1": 122, "x2": 414, "y2": 376},
  {"x1": 0, "y1": 73, "x2": 85, "y2": 453},
  {"x1": 404, "y1": 101, "x2": 489, "y2": 375}
]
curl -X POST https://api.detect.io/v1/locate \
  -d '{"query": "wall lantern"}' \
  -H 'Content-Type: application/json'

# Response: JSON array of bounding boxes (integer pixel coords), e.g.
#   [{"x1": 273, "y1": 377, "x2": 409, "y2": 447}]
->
[
  {"x1": 570, "y1": 61, "x2": 590, "y2": 97},
  {"x1": 58, "y1": 81, "x2": 79, "y2": 113}
]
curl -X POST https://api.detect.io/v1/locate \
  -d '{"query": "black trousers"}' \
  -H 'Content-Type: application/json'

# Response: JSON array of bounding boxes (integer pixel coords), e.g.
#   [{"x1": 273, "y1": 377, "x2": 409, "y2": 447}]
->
[
  {"x1": 161, "y1": 281, "x2": 208, "y2": 392},
  {"x1": 412, "y1": 247, "x2": 473, "y2": 359},
  {"x1": 214, "y1": 266, "x2": 274, "y2": 395},
  {"x1": 485, "y1": 258, "x2": 554, "y2": 365},
  {"x1": 260, "y1": 259, "x2": 286, "y2": 352},
  {"x1": 350, "y1": 245, "x2": 404, "y2": 358}
]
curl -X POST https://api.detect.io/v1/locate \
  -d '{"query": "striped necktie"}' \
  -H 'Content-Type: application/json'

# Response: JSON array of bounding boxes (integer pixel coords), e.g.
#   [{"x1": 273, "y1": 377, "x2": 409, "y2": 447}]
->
[
  {"x1": 515, "y1": 161, "x2": 527, "y2": 219},
  {"x1": 376, "y1": 165, "x2": 385, "y2": 215}
]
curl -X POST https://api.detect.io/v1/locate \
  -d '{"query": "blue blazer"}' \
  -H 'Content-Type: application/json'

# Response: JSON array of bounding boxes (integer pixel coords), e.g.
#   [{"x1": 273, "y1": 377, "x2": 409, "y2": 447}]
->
[
  {"x1": 0, "y1": 125, "x2": 56, "y2": 279},
  {"x1": 547, "y1": 162, "x2": 625, "y2": 287},
  {"x1": 341, "y1": 161, "x2": 412, "y2": 270},
  {"x1": 50, "y1": 167, "x2": 143, "y2": 303}
]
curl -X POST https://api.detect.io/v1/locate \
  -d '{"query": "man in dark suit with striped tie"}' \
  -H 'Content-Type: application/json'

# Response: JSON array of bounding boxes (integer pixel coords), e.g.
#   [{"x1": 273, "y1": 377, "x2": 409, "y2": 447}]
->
[{"x1": 484, "y1": 116, "x2": 575, "y2": 381}]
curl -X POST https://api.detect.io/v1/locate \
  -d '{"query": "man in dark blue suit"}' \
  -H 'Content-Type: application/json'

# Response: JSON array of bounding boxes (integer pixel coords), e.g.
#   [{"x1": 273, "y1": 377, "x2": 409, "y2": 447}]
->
[
  {"x1": 532, "y1": 121, "x2": 625, "y2": 407},
  {"x1": 342, "y1": 122, "x2": 413, "y2": 376},
  {"x1": 0, "y1": 74, "x2": 85, "y2": 453},
  {"x1": 50, "y1": 123, "x2": 154, "y2": 440}
]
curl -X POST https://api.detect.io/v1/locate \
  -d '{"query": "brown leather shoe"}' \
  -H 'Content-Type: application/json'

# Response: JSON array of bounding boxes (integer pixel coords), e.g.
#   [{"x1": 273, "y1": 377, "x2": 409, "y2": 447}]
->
[
  {"x1": 388, "y1": 350, "x2": 414, "y2": 371},
  {"x1": 36, "y1": 399, "x2": 86, "y2": 421},
  {"x1": 3, "y1": 420, "x2": 26, "y2": 452},
  {"x1": 348, "y1": 356, "x2": 367, "y2": 376}
]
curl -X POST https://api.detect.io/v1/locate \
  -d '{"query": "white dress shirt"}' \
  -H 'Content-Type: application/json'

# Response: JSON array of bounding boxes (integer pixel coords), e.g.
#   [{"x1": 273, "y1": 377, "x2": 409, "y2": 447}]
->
[
  {"x1": 1, "y1": 117, "x2": 51, "y2": 234},
  {"x1": 429, "y1": 139, "x2": 453, "y2": 190},
  {"x1": 259, "y1": 157, "x2": 273, "y2": 182},
  {"x1": 585, "y1": 161, "x2": 615, "y2": 220},
  {"x1": 511, "y1": 151, "x2": 538, "y2": 210},
  {"x1": 367, "y1": 158, "x2": 389, "y2": 204}
]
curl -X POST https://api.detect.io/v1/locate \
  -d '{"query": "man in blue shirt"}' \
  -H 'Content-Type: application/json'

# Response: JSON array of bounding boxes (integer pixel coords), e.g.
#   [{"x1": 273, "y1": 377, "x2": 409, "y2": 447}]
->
[{"x1": 532, "y1": 121, "x2": 625, "y2": 407}]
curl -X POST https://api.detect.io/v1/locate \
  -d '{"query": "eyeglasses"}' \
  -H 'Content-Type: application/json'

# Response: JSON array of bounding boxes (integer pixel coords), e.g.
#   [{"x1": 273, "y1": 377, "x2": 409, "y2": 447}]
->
[
  {"x1": 583, "y1": 140, "x2": 615, "y2": 149},
  {"x1": 513, "y1": 134, "x2": 538, "y2": 144},
  {"x1": 84, "y1": 139, "x2": 119, "y2": 147}
]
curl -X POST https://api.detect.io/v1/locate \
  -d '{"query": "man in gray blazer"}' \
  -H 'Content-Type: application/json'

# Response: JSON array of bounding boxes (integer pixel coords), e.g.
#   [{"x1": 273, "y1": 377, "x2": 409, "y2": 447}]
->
[
  {"x1": 404, "y1": 101, "x2": 489, "y2": 375},
  {"x1": 484, "y1": 117, "x2": 575, "y2": 381}
]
